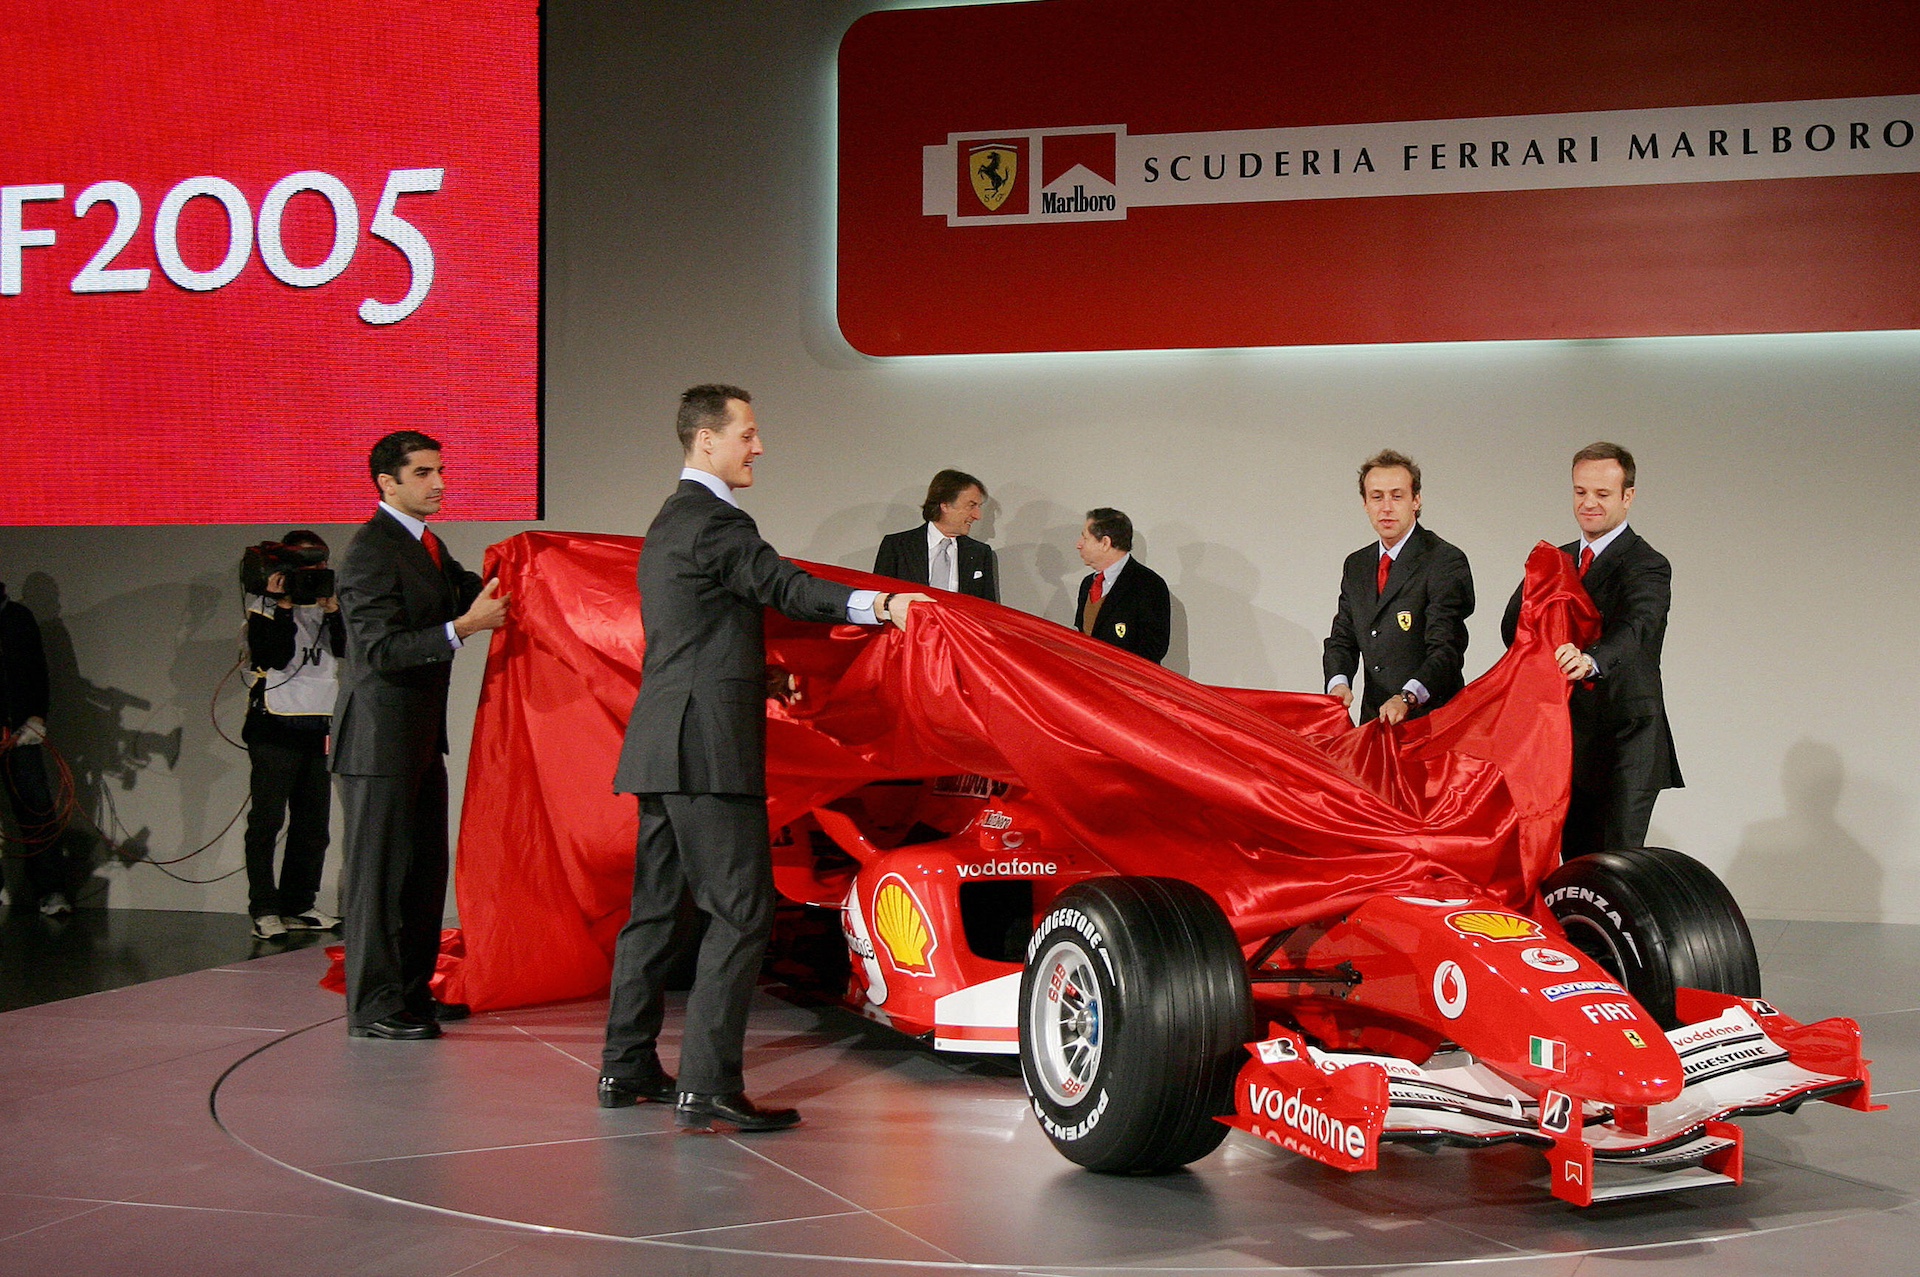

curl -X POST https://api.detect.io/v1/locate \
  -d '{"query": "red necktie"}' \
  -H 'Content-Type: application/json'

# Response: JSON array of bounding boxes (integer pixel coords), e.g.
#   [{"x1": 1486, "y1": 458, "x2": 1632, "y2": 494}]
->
[
  {"x1": 1579, "y1": 546, "x2": 1594, "y2": 578},
  {"x1": 422, "y1": 526, "x2": 445, "y2": 569},
  {"x1": 1081, "y1": 571, "x2": 1106, "y2": 635},
  {"x1": 1376, "y1": 552, "x2": 1391, "y2": 596}
]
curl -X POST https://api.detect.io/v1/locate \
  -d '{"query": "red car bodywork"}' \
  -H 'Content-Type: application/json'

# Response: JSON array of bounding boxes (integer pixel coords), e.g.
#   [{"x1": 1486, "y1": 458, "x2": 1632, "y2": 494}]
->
[{"x1": 441, "y1": 531, "x2": 1876, "y2": 1206}]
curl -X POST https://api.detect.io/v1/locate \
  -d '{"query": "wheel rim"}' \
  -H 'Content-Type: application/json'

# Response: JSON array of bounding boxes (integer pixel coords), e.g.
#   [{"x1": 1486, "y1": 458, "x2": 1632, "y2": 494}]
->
[
  {"x1": 1559, "y1": 915, "x2": 1627, "y2": 982},
  {"x1": 1028, "y1": 939, "x2": 1104, "y2": 1107}
]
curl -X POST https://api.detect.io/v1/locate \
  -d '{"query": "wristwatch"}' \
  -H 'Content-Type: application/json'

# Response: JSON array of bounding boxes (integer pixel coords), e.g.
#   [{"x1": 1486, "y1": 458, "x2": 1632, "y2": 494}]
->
[{"x1": 1398, "y1": 689, "x2": 1419, "y2": 706}]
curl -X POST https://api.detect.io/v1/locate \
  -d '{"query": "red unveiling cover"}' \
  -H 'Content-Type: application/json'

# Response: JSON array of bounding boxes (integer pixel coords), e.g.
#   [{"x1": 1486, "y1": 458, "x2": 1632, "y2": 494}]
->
[{"x1": 423, "y1": 533, "x2": 1595, "y2": 1012}]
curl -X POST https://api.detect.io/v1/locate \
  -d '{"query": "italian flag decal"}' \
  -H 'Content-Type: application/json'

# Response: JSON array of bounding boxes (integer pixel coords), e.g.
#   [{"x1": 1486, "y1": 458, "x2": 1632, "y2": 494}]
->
[{"x1": 1529, "y1": 1037, "x2": 1567, "y2": 1071}]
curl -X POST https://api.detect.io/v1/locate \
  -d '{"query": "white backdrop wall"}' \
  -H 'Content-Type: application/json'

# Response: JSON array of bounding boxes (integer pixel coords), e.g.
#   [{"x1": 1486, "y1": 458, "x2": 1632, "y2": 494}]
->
[{"x1": 2, "y1": 0, "x2": 1913, "y2": 923}]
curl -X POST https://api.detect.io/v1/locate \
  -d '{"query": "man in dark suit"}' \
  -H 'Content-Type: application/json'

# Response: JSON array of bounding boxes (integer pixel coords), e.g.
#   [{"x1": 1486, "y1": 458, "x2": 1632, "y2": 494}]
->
[
  {"x1": 0, "y1": 570, "x2": 72, "y2": 916},
  {"x1": 332, "y1": 431, "x2": 509, "y2": 1040},
  {"x1": 1323, "y1": 450, "x2": 1475, "y2": 725},
  {"x1": 1502, "y1": 441, "x2": 1682, "y2": 861},
  {"x1": 600, "y1": 385, "x2": 928, "y2": 1133},
  {"x1": 873, "y1": 469, "x2": 1000, "y2": 602},
  {"x1": 1072, "y1": 508, "x2": 1170, "y2": 664}
]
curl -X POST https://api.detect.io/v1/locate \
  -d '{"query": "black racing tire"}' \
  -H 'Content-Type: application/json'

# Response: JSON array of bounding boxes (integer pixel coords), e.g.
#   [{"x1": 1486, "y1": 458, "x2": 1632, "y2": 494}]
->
[
  {"x1": 1541, "y1": 847, "x2": 1761, "y2": 1030},
  {"x1": 1019, "y1": 876, "x2": 1254, "y2": 1174}
]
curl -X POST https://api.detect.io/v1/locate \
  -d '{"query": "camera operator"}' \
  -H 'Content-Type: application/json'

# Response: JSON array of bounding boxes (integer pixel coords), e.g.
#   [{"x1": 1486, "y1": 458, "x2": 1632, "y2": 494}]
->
[
  {"x1": 1, "y1": 566, "x2": 71, "y2": 916},
  {"x1": 243, "y1": 530, "x2": 345, "y2": 940}
]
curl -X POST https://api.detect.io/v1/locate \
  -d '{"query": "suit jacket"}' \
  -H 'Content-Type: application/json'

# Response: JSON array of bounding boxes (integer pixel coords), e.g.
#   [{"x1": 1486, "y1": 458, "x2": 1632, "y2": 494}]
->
[
  {"x1": 330, "y1": 510, "x2": 483, "y2": 776},
  {"x1": 614, "y1": 480, "x2": 855, "y2": 797},
  {"x1": 873, "y1": 526, "x2": 1000, "y2": 602},
  {"x1": 1322, "y1": 524, "x2": 1475, "y2": 722},
  {"x1": 1074, "y1": 557, "x2": 1171, "y2": 664},
  {"x1": 0, "y1": 585, "x2": 49, "y2": 731},
  {"x1": 1501, "y1": 526, "x2": 1682, "y2": 789}
]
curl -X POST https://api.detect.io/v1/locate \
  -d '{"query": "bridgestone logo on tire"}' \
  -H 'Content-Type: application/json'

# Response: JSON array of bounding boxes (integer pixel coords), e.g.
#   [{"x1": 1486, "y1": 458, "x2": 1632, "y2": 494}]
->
[{"x1": 1029, "y1": 907, "x2": 1109, "y2": 974}]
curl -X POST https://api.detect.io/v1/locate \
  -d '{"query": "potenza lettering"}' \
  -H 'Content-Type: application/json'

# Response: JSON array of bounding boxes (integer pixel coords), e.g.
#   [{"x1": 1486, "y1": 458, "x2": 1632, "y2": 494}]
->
[{"x1": 925, "y1": 94, "x2": 1920, "y2": 226}]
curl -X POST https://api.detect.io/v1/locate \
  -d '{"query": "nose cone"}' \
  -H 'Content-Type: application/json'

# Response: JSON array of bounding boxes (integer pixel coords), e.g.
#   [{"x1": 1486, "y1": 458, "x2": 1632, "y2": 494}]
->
[{"x1": 1568, "y1": 1032, "x2": 1684, "y2": 1106}]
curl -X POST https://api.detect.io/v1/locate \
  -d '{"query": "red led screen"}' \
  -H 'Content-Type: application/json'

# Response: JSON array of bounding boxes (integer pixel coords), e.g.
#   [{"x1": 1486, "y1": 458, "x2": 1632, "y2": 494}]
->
[{"x1": 2, "y1": 0, "x2": 541, "y2": 525}]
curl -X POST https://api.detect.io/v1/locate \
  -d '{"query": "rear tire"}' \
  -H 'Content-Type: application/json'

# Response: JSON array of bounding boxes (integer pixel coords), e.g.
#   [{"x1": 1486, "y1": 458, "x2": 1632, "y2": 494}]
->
[
  {"x1": 1541, "y1": 847, "x2": 1760, "y2": 1029},
  {"x1": 1019, "y1": 877, "x2": 1253, "y2": 1174}
]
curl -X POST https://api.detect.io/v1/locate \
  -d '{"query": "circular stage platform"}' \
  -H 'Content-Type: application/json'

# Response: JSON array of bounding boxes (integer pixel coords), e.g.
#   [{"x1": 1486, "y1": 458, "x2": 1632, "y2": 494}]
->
[{"x1": 210, "y1": 982, "x2": 1914, "y2": 1274}]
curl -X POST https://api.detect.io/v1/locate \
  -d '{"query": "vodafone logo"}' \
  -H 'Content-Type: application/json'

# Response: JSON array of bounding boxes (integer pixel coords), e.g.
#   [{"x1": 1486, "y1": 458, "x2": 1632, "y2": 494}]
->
[
  {"x1": 1244, "y1": 1082, "x2": 1370, "y2": 1162},
  {"x1": 1432, "y1": 961, "x2": 1468, "y2": 1019}
]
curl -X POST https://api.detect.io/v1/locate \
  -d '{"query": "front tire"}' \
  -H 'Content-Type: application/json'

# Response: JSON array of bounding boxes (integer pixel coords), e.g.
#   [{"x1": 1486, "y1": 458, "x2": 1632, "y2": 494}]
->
[
  {"x1": 1541, "y1": 847, "x2": 1761, "y2": 1029},
  {"x1": 1019, "y1": 877, "x2": 1253, "y2": 1174}
]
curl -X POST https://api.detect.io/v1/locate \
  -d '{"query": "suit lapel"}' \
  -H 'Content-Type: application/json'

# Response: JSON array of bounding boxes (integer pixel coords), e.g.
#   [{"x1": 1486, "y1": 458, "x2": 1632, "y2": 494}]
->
[
  {"x1": 905, "y1": 531, "x2": 932, "y2": 586},
  {"x1": 1369, "y1": 527, "x2": 1428, "y2": 621},
  {"x1": 374, "y1": 509, "x2": 453, "y2": 607},
  {"x1": 958, "y1": 536, "x2": 983, "y2": 586},
  {"x1": 1577, "y1": 527, "x2": 1637, "y2": 599}
]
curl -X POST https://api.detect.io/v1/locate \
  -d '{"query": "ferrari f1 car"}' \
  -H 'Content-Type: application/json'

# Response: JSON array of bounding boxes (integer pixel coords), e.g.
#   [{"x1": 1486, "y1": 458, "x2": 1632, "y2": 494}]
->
[{"x1": 452, "y1": 532, "x2": 1879, "y2": 1207}]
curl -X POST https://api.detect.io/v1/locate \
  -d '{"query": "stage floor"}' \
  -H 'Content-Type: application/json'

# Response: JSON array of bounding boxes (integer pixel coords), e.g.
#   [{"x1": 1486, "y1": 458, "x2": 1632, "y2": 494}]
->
[{"x1": 1, "y1": 918, "x2": 1916, "y2": 1276}]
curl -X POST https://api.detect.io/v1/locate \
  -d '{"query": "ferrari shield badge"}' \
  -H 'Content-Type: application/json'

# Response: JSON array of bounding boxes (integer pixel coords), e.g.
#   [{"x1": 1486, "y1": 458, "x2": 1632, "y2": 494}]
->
[
  {"x1": 1114, "y1": 623, "x2": 1127, "y2": 638},
  {"x1": 969, "y1": 143, "x2": 1019, "y2": 211},
  {"x1": 1396, "y1": 610, "x2": 1412, "y2": 631}
]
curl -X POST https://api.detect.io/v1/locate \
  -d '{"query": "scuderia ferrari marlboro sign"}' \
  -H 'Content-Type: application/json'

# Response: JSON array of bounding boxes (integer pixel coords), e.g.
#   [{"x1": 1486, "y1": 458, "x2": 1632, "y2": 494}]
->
[
  {"x1": 924, "y1": 97, "x2": 1920, "y2": 225},
  {"x1": 838, "y1": 0, "x2": 1920, "y2": 355}
]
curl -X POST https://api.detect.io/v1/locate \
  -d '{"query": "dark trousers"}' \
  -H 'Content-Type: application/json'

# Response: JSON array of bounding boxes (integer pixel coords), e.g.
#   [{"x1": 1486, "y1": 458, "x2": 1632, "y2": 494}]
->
[
  {"x1": 1, "y1": 744, "x2": 66, "y2": 899},
  {"x1": 243, "y1": 737, "x2": 330, "y2": 918},
  {"x1": 1562, "y1": 714, "x2": 1667, "y2": 861},
  {"x1": 336, "y1": 760, "x2": 449, "y2": 1027},
  {"x1": 602, "y1": 793, "x2": 772, "y2": 1094}
]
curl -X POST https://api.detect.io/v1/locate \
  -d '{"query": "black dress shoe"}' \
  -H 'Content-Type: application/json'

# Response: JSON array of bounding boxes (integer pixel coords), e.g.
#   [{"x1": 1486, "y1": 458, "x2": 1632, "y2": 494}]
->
[
  {"x1": 348, "y1": 1012, "x2": 441, "y2": 1041},
  {"x1": 428, "y1": 1000, "x2": 471, "y2": 1022},
  {"x1": 598, "y1": 1069, "x2": 678, "y2": 1108},
  {"x1": 675, "y1": 1091, "x2": 801, "y2": 1133}
]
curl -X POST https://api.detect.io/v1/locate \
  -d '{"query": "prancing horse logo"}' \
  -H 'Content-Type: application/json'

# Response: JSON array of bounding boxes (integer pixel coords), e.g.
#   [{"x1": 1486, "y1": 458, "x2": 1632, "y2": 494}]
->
[{"x1": 969, "y1": 143, "x2": 1019, "y2": 211}]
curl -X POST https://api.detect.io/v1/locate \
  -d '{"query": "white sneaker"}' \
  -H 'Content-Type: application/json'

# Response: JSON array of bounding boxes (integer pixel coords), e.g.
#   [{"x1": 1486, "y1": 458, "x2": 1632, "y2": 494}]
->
[
  {"x1": 282, "y1": 909, "x2": 340, "y2": 932},
  {"x1": 39, "y1": 892, "x2": 72, "y2": 917},
  {"x1": 252, "y1": 913, "x2": 288, "y2": 939}
]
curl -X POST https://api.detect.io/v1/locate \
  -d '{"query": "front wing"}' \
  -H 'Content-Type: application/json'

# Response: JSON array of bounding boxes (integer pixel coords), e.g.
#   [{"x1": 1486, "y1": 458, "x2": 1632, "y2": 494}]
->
[{"x1": 1224, "y1": 992, "x2": 1879, "y2": 1206}]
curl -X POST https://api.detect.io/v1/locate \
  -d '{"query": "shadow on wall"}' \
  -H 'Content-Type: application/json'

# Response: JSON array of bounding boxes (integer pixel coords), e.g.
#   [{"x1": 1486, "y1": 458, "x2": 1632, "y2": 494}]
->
[
  {"x1": 12, "y1": 572, "x2": 187, "y2": 906},
  {"x1": 1000, "y1": 497, "x2": 1094, "y2": 625},
  {"x1": 1724, "y1": 738, "x2": 1883, "y2": 922}
]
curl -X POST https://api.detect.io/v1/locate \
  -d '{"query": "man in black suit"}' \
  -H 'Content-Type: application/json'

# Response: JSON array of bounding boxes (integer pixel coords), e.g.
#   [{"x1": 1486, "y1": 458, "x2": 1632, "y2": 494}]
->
[
  {"x1": 873, "y1": 469, "x2": 1000, "y2": 602},
  {"x1": 1323, "y1": 450, "x2": 1475, "y2": 725},
  {"x1": 1073, "y1": 508, "x2": 1170, "y2": 664},
  {"x1": 332, "y1": 431, "x2": 509, "y2": 1040},
  {"x1": 0, "y1": 570, "x2": 71, "y2": 916},
  {"x1": 1501, "y1": 441, "x2": 1682, "y2": 861},
  {"x1": 600, "y1": 385, "x2": 928, "y2": 1133}
]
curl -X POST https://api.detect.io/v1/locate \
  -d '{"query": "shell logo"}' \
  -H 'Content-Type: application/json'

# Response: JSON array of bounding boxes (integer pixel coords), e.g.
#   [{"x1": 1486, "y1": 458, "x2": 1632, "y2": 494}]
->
[
  {"x1": 1445, "y1": 910, "x2": 1545, "y2": 943},
  {"x1": 872, "y1": 874, "x2": 938, "y2": 977}
]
